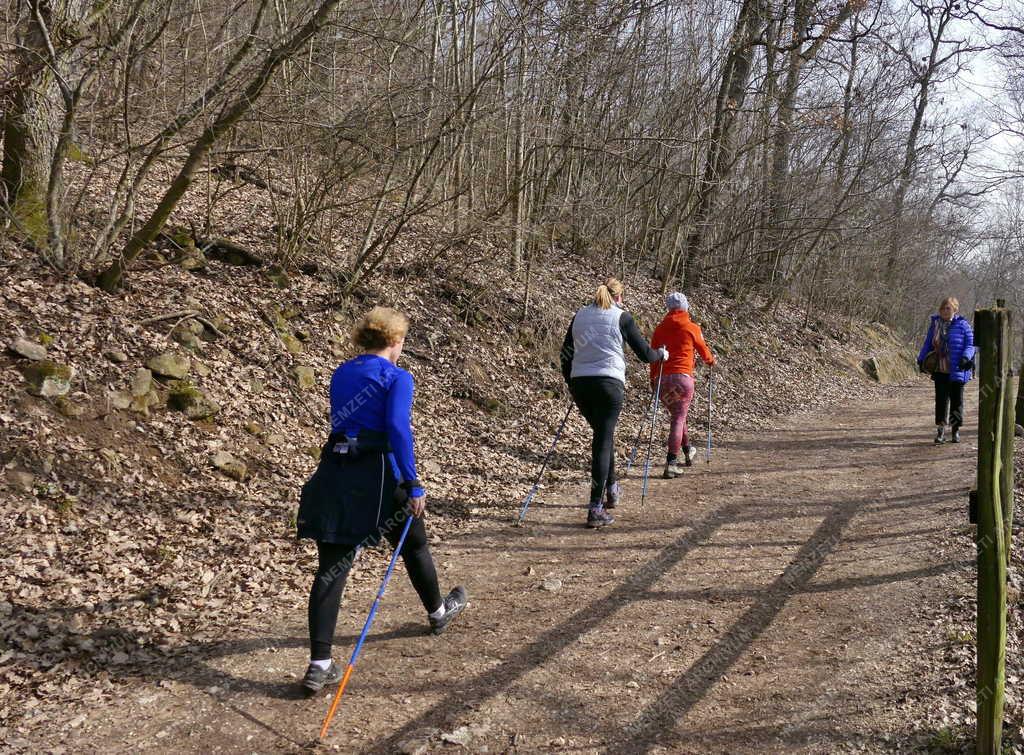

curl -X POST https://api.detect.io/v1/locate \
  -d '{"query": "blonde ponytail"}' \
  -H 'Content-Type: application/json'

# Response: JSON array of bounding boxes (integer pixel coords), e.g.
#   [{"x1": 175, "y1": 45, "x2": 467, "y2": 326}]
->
[{"x1": 594, "y1": 277, "x2": 624, "y2": 309}]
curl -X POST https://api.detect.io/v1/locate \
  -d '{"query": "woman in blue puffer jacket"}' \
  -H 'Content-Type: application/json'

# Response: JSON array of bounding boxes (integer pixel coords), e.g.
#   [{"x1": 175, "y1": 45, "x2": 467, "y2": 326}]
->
[{"x1": 917, "y1": 296, "x2": 975, "y2": 444}]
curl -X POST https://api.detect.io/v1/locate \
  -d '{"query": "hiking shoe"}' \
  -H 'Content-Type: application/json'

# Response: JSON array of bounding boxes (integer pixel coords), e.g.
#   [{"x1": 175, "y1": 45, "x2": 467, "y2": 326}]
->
[
  {"x1": 951, "y1": 429, "x2": 961, "y2": 444},
  {"x1": 683, "y1": 446, "x2": 698, "y2": 466},
  {"x1": 586, "y1": 505, "x2": 614, "y2": 529},
  {"x1": 934, "y1": 427, "x2": 946, "y2": 444},
  {"x1": 301, "y1": 661, "x2": 343, "y2": 697},
  {"x1": 662, "y1": 462, "x2": 684, "y2": 479},
  {"x1": 605, "y1": 482, "x2": 621, "y2": 509},
  {"x1": 430, "y1": 586, "x2": 468, "y2": 635}
]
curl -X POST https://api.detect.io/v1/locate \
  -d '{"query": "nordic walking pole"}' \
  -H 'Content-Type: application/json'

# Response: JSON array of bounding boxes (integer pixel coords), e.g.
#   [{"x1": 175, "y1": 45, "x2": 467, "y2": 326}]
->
[
  {"x1": 318, "y1": 514, "x2": 414, "y2": 741},
  {"x1": 626, "y1": 386, "x2": 658, "y2": 475},
  {"x1": 625, "y1": 415, "x2": 645, "y2": 475},
  {"x1": 705, "y1": 371, "x2": 713, "y2": 464},
  {"x1": 641, "y1": 360, "x2": 665, "y2": 507},
  {"x1": 517, "y1": 400, "x2": 573, "y2": 524}
]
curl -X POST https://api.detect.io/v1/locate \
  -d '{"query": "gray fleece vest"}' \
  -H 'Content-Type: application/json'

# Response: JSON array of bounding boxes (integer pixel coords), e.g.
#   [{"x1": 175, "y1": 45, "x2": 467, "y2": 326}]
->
[{"x1": 571, "y1": 304, "x2": 625, "y2": 383}]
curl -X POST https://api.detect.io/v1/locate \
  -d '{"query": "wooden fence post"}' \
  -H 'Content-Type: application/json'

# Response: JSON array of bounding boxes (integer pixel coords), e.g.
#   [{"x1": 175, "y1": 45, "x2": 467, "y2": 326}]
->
[
  {"x1": 1001, "y1": 310, "x2": 1015, "y2": 565},
  {"x1": 1016, "y1": 364, "x2": 1024, "y2": 427},
  {"x1": 975, "y1": 306, "x2": 1011, "y2": 754}
]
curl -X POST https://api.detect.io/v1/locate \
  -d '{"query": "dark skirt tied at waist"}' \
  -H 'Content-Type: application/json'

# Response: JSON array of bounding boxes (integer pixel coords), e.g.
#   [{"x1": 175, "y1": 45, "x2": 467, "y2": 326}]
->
[{"x1": 296, "y1": 430, "x2": 408, "y2": 545}]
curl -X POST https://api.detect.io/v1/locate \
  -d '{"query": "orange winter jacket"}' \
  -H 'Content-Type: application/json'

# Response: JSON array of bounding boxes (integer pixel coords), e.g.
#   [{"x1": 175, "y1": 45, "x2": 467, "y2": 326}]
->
[{"x1": 650, "y1": 310, "x2": 715, "y2": 378}]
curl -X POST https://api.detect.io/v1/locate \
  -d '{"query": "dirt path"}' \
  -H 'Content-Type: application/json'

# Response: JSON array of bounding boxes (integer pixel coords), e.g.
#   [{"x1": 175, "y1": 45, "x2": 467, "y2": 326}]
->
[{"x1": 55, "y1": 381, "x2": 976, "y2": 753}]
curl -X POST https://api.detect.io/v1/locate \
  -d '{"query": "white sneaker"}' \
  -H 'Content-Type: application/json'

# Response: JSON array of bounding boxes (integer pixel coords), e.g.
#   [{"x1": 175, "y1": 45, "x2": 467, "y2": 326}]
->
[{"x1": 663, "y1": 462, "x2": 684, "y2": 478}]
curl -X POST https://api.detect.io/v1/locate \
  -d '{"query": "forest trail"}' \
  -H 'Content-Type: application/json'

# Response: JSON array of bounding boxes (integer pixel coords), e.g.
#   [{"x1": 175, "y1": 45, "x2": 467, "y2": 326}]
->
[{"x1": 58, "y1": 381, "x2": 975, "y2": 754}]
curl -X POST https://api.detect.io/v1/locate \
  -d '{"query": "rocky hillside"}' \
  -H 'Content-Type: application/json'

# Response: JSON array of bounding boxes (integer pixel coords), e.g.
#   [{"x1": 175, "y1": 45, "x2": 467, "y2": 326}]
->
[{"x1": 0, "y1": 225, "x2": 911, "y2": 743}]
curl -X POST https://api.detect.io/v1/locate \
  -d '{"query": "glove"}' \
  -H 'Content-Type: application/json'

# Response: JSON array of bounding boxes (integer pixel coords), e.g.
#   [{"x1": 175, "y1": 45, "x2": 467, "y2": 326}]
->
[
  {"x1": 657, "y1": 347, "x2": 669, "y2": 362},
  {"x1": 958, "y1": 356, "x2": 974, "y2": 371}
]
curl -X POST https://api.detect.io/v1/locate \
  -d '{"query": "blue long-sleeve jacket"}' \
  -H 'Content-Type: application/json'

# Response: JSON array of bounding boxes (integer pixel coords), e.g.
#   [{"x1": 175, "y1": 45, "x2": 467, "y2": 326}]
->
[
  {"x1": 329, "y1": 355, "x2": 424, "y2": 497},
  {"x1": 918, "y1": 314, "x2": 975, "y2": 383}
]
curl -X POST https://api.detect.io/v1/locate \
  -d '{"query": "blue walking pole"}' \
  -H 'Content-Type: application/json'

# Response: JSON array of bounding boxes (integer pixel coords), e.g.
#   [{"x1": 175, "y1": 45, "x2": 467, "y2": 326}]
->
[
  {"x1": 517, "y1": 400, "x2": 573, "y2": 524},
  {"x1": 319, "y1": 514, "x2": 414, "y2": 740},
  {"x1": 706, "y1": 372, "x2": 713, "y2": 464},
  {"x1": 641, "y1": 361, "x2": 665, "y2": 507}
]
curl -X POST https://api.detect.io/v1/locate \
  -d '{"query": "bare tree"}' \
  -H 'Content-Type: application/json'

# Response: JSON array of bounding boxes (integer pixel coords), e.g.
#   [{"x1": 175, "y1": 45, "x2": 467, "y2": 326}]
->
[
  {"x1": 97, "y1": 0, "x2": 344, "y2": 291},
  {"x1": 0, "y1": 0, "x2": 1007, "y2": 335}
]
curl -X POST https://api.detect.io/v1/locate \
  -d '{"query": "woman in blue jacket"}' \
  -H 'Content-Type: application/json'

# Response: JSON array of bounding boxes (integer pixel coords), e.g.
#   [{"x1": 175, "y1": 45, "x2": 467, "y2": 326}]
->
[
  {"x1": 917, "y1": 296, "x2": 975, "y2": 444},
  {"x1": 296, "y1": 307, "x2": 467, "y2": 696}
]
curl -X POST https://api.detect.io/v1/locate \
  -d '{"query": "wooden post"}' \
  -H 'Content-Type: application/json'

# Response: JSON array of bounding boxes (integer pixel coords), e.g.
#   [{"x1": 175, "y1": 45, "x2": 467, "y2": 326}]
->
[
  {"x1": 1016, "y1": 353, "x2": 1024, "y2": 427},
  {"x1": 975, "y1": 306, "x2": 1009, "y2": 754},
  {"x1": 1000, "y1": 309, "x2": 1015, "y2": 565}
]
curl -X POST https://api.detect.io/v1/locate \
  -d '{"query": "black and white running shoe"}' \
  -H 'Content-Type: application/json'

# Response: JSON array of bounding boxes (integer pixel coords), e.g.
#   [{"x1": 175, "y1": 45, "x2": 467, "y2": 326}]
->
[
  {"x1": 301, "y1": 661, "x2": 343, "y2": 697},
  {"x1": 430, "y1": 586, "x2": 469, "y2": 635}
]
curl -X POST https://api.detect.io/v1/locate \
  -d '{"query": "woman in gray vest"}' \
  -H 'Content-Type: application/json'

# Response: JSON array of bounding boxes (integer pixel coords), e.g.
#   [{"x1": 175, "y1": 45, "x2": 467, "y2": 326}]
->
[{"x1": 560, "y1": 278, "x2": 668, "y2": 528}]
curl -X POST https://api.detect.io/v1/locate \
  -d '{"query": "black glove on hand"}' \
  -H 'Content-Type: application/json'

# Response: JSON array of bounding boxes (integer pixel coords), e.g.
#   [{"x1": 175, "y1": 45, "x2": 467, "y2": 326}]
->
[{"x1": 959, "y1": 356, "x2": 974, "y2": 371}]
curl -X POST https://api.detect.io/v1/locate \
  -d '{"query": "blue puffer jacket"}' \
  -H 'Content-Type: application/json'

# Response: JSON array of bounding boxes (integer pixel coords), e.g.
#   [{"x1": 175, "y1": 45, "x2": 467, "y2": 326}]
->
[{"x1": 918, "y1": 313, "x2": 976, "y2": 383}]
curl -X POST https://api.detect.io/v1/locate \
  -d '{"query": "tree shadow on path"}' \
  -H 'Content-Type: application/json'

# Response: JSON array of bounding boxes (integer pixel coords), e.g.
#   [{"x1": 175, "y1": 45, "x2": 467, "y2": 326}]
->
[
  {"x1": 372, "y1": 481, "x2": 953, "y2": 753},
  {"x1": 602, "y1": 492, "x2": 901, "y2": 753},
  {"x1": 370, "y1": 500, "x2": 743, "y2": 752}
]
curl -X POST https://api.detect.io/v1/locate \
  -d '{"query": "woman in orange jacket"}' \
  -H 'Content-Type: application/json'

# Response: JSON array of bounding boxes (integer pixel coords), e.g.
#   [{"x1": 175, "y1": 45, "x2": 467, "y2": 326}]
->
[{"x1": 650, "y1": 292, "x2": 716, "y2": 478}]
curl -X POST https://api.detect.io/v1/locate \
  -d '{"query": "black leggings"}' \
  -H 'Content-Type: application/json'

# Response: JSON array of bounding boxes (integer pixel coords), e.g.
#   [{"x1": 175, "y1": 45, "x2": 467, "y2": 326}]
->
[
  {"x1": 570, "y1": 376, "x2": 625, "y2": 505},
  {"x1": 933, "y1": 373, "x2": 964, "y2": 429},
  {"x1": 308, "y1": 512, "x2": 441, "y2": 661}
]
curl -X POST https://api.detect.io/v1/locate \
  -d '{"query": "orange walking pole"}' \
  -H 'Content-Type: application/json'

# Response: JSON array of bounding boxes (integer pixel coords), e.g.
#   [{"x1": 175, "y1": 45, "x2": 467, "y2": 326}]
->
[
  {"x1": 318, "y1": 665, "x2": 355, "y2": 739},
  {"x1": 318, "y1": 514, "x2": 414, "y2": 741}
]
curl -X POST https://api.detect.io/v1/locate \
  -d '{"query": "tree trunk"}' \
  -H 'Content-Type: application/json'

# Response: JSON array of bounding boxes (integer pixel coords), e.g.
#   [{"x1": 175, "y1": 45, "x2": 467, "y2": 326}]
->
[
  {"x1": 762, "y1": 0, "x2": 810, "y2": 282},
  {"x1": 833, "y1": 16, "x2": 861, "y2": 192},
  {"x1": 680, "y1": 0, "x2": 768, "y2": 287},
  {"x1": 1, "y1": 0, "x2": 88, "y2": 254},
  {"x1": 97, "y1": 0, "x2": 343, "y2": 292},
  {"x1": 886, "y1": 2, "x2": 954, "y2": 280},
  {"x1": 762, "y1": 0, "x2": 858, "y2": 284},
  {"x1": 509, "y1": 31, "x2": 527, "y2": 275},
  {"x1": 2, "y1": 77, "x2": 60, "y2": 245}
]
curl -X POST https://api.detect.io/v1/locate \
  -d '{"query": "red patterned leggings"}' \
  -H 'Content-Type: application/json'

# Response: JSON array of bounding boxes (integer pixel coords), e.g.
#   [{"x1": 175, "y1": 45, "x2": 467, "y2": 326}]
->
[{"x1": 654, "y1": 373, "x2": 695, "y2": 457}]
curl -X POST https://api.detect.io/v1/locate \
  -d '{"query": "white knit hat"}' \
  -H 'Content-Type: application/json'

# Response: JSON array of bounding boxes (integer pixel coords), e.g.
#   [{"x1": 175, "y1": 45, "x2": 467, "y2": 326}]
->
[{"x1": 666, "y1": 292, "x2": 688, "y2": 311}]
